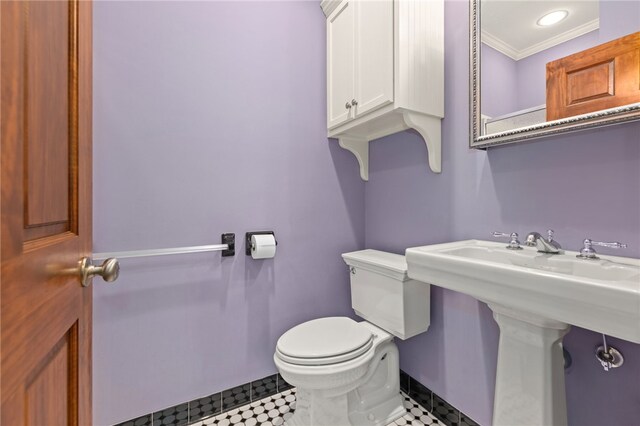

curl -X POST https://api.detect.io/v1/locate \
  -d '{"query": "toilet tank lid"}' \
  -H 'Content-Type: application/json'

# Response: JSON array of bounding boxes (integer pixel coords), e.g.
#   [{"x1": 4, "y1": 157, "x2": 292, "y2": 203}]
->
[{"x1": 342, "y1": 249, "x2": 409, "y2": 280}]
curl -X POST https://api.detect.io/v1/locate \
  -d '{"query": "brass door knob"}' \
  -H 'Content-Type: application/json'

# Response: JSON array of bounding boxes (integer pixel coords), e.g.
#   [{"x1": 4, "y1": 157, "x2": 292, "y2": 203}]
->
[{"x1": 79, "y1": 257, "x2": 120, "y2": 287}]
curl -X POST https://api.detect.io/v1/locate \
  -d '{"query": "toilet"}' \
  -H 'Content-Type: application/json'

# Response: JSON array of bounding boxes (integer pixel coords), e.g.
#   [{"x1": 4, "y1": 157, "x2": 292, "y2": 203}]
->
[{"x1": 274, "y1": 249, "x2": 431, "y2": 426}]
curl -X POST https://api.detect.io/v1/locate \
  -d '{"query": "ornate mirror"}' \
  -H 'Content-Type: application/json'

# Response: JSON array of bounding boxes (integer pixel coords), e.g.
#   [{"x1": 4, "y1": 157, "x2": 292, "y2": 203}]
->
[{"x1": 470, "y1": 0, "x2": 640, "y2": 148}]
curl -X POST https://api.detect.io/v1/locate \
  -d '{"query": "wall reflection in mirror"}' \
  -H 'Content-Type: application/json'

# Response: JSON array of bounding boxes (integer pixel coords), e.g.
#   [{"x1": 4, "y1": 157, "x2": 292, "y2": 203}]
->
[{"x1": 472, "y1": 0, "x2": 640, "y2": 147}]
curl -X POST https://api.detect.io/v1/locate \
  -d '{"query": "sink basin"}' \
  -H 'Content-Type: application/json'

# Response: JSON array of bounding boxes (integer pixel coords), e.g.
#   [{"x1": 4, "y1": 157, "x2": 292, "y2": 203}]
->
[
  {"x1": 406, "y1": 240, "x2": 640, "y2": 343},
  {"x1": 406, "y1": 240, "x2": 640, "y2": 426}
]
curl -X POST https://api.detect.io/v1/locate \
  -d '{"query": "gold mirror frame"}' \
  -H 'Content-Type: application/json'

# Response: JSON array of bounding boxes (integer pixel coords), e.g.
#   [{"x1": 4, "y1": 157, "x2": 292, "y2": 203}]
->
[{"x1": 469, "y1": 0, "x2": 640, "y2": 149}]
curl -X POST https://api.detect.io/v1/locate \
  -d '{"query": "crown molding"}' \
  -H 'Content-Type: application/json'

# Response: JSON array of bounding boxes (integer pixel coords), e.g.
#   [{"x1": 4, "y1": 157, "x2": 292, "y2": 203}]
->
[
  {"x1": 481, "y1": 30, "x2": 520, "y2": 60},
  {"x1": 482, "y1": 18, "x2": 600, "y2": 61}
]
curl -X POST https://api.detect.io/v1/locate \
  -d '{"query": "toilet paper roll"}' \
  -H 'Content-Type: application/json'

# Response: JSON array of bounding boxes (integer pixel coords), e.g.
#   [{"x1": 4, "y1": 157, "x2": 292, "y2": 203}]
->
[{"x1": 251, "y1": 234, "x2": 277, "y2": 259}]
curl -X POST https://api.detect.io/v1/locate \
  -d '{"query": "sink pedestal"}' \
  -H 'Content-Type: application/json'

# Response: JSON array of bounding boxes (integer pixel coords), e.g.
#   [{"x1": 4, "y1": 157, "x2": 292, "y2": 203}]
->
[{"x1": 489, "y1": 303, "x2": 570, "y2": 426}]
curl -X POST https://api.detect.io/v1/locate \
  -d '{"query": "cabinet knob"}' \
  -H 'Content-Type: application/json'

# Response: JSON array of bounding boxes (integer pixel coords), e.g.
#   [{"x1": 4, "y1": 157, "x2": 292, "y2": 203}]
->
[
  {"x1": 345, "y1": 102, "x2": 352, "y2": 110},
  {"x1": 351, "y1": 99, "x2": 358, "y2": 106}
]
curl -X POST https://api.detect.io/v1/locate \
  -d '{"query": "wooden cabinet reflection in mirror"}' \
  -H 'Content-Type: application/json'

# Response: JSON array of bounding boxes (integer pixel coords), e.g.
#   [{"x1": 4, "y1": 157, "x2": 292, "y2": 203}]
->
[{"x1": 546, "y1": 31, "x2": 640, "y2": 121}]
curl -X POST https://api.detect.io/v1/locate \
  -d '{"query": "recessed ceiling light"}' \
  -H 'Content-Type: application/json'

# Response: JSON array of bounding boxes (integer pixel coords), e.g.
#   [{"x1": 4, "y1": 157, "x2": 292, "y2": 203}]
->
[{"x1": 537, "y1": 10, "x2": 569, "y2": 27}]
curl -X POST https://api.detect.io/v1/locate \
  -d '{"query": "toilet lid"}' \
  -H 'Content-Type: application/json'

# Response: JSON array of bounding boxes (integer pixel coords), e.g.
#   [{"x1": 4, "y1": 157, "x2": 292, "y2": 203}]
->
[{"x1": 276, "y1": 317, "x2": 373, "y2": 365}]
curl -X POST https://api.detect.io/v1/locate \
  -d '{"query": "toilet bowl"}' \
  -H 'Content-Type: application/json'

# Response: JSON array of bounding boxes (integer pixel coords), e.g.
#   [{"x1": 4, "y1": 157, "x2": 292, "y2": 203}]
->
[
  {"x1": 274, "y1": 317, "x2": 404, "y2": 426},
  {"x1": 273, "y1": 250, "x2": 432, "y2": 426}
]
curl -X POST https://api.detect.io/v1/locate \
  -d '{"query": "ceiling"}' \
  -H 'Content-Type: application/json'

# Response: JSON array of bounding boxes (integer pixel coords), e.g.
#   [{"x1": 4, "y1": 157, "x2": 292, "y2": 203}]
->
[{"x1": 481, "y1": 0, "x2": 600, "y2": 60}]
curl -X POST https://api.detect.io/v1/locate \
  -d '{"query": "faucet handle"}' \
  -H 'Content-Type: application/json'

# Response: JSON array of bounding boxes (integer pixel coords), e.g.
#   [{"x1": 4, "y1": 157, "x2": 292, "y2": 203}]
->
[
  {"x1": 547, "y1": 229, "x2": 555, "y2": 241},
  {"x1": 492, "y1": 232, "x2": 522, "y2": 250},
  {"x1": 577, "y1": 238, "x2": 627, "y2": 260},
  {"x1": 590, "y1": 240, "x2": 627, "y2": 249}
]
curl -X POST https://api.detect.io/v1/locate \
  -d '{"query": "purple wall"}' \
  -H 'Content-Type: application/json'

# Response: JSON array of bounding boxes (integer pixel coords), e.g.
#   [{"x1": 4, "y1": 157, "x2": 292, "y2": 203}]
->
[
  {"x1": 366, "y1": 2, "x2": 640, "y2": 426},
  {"x1": 480, "y1": 44, "x2": 518, "y2": 118},
  {"x1": 92, "y1": 2, "x2": 364, "y2": 424}
]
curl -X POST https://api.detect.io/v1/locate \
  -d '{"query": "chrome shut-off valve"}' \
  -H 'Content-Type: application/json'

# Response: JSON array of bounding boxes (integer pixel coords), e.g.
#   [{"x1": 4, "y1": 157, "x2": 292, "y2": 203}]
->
[{"x1": 596, "y1": 334, "x2": 624, "y2": 371}]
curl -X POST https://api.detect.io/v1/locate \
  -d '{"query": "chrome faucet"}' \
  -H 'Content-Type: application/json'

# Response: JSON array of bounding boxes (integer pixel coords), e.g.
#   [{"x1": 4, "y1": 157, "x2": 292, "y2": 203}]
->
[{"x1": 525, "y1": 230, "x2": 562, "y2": 254}]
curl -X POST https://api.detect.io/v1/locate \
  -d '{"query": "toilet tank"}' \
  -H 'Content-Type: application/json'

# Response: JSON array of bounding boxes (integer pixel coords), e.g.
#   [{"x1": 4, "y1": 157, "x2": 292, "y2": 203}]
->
[{"x1": 342, "y1": 249, "x2": 430, "y2": 340}]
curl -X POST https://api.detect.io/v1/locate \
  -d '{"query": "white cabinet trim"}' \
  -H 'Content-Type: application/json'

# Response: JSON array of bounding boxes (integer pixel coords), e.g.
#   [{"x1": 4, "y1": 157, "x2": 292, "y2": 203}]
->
[
  {"x1": 338, "y1": 136, "x2": 369, "y2": 181},
  {"x1": 403, "y1": 111, "x2": 441, "y2": 173},
  {"x1": 321, "y1": 0, "x2": 342, "y2": 18}
]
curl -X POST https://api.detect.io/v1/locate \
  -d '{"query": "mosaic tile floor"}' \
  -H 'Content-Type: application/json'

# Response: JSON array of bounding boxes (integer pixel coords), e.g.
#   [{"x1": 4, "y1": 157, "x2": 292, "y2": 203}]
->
[{"x1": 188, "y1": 388, "x2": 445, "y2": 426}]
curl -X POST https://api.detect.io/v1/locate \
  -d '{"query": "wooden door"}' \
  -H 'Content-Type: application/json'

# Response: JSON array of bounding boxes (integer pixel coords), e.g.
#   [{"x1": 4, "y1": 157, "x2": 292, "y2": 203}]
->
[
  {"x1": 546, "y1": 31, "x2": 640, "y2": 121},
  {"x1": 354, "y1": 0, "x2": 394, "y2": 117},
  {"x1": 327, "y1": 0, "x2": 355, "y2": 129},
  {"x1": 1, "y1": 1, "x2": 93, "y2": 425}
]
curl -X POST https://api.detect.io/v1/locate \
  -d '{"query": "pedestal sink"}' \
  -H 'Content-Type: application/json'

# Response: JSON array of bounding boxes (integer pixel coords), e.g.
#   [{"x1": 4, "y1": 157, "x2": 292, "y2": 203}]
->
[{"x1": 405, "y1": 240, "x2": 640, "y2": 426}]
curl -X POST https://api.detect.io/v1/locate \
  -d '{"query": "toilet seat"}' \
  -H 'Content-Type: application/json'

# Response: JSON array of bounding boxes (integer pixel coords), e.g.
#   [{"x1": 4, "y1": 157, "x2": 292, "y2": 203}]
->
[{"x1": 276, "y1": 317, "x2": 374, "y2": 366}]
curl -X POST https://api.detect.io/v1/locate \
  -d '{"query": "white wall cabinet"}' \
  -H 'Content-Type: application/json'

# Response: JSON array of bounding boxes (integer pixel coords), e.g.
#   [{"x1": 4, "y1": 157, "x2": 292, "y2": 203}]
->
[{"x1": 322, "y1": 0, "x2": 444, "y2": 180}]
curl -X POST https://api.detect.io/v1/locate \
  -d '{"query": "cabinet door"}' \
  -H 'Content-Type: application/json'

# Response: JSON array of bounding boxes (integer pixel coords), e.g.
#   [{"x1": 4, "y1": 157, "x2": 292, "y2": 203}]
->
[
  {"x1": 327, "y1": 0, "x2": 355, "y2": 129},
  {"x1": 354, "y1": 0, "x2": 394, "y2": 116}
]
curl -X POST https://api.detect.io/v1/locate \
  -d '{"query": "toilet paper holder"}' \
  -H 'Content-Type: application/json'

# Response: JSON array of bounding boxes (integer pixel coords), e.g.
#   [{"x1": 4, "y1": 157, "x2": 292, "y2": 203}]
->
[{"x1": 245, "y1": 231, "x2": 277, "y2": 256}]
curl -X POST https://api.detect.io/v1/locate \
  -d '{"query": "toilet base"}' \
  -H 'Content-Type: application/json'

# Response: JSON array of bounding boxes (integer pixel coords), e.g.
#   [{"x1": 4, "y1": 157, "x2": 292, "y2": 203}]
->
[
  {"x1": 285, "y1": 388, "x2": 350, "y2": 426},
  {"x1": 349, "y1": 392, "x2": 405, "y2": 426},
  {"x1": 285, "y1": 388, "x2": 405, "y2": 426},
  {"x1": 282, "y1": 341, "x2": 405, "y2": 426}
]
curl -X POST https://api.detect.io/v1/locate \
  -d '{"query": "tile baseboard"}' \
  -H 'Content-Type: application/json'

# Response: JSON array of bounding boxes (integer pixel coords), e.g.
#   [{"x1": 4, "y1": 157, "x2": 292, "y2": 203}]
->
[
  {"x1": 400, "y1": 370, "x2": 480, "y2": 426},
  {"x1": 114, "y1": 374, "x2": 291, "y2": 426},
  {"x1": 115, "y1": 371, "x2": 479, "y2": 426}
]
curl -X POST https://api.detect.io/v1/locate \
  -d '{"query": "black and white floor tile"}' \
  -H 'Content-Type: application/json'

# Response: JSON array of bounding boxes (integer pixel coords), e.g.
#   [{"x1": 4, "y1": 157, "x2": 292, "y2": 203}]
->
[{"x1": 188, "y1": 388, "x2": 444, "y2": 426}]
